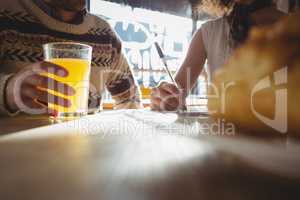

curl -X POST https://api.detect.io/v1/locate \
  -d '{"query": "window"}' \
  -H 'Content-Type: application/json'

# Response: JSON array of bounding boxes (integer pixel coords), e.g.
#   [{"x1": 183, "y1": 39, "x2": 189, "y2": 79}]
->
[{"x1": 89, "y1": 0, "x2": 207, "y2": 102}]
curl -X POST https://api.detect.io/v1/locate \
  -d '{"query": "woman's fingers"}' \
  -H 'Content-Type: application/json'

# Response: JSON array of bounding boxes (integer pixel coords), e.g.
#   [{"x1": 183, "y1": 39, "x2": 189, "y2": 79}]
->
[
  {"x1": 151, "y1": 96, "x2": 180, "y2": 111},
  {"x1": 151, "y1": 86, "x2": 181, "y2": 111},
  {"x1": 160, "y1": 82, "x2": 180, "y2": 95},
  {"x1": 151, "y1": 90, "x2": 165, "y2": 111},
  {"x1": 150, "y1": 97, "x2": 161, "y2": 111},
  {"x1": 157, "y1": 88, "x2": 180, "y2": 108}
]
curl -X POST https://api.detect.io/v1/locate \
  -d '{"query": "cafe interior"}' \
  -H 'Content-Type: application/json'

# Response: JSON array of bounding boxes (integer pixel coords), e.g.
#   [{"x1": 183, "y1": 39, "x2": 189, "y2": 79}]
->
[{"x1": 1, "y1": 0, "x2": 300, "y2": 199}]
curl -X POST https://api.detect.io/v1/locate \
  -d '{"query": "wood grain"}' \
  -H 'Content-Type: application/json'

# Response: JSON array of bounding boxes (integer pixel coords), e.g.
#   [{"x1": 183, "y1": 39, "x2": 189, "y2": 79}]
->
[{"x1": 0, "y1": 110, "x2": 299, "y2": 200}]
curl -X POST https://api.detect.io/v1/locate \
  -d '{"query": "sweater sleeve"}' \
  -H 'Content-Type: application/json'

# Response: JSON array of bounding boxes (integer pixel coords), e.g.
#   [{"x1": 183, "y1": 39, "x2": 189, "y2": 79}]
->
[
  {"x1": 98, "y1": 23, "x2": 141, "y2": 109},
  {"x1": 0, "y1": 34, "x2": 19, "y2": 116},
  {"x1": 106, "y1": 52, "x2": 142, "y2": 109},
  {"x1": 0, "y1": 73, "x2": 19, "y2": 116}
]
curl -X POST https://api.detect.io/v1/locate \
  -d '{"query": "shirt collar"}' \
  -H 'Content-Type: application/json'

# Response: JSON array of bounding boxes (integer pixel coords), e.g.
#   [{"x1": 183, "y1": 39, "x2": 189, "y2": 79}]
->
[{"x1": 32, "y1": 0, "x2": 87, "y2": 25}]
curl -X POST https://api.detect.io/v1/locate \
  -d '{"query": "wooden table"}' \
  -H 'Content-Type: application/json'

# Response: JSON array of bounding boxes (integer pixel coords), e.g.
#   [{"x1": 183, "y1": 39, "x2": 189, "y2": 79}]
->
[
  {"x1": 0, "y1": 110, "x2": 300, "y2": 200},
  {"x1": 0, "y1": 115, "x2": 53, "y2": 135}
]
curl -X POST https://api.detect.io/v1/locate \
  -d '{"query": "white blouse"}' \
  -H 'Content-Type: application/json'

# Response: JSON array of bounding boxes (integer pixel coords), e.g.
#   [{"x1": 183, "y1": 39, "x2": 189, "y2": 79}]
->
[
  {"x1": 201, "y1": 18, "x2": 233, "y2": 81},
  {"x1": 200, "y1": 0, "x2": 289, "y2": 81}
]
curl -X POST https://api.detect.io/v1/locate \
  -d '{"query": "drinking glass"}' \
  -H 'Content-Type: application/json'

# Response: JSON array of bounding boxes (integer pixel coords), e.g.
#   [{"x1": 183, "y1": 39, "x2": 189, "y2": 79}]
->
[{"x1": 43, "y1": 42, "x2": 92, "y2": 119}]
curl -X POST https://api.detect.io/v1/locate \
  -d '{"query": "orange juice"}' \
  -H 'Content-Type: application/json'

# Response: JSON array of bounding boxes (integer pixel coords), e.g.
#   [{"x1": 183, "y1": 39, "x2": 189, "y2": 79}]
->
[
  {"x1": 45, "y1": 58, "x2": 91, "y2": 117},
  {"x1": 140, "y1": 86, "x2": 151, "y2": 99}
]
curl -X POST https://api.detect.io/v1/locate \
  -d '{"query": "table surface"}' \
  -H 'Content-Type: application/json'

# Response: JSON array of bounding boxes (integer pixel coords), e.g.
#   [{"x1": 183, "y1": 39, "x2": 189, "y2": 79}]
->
[
  {"x1": 0, "y1": 115, "x2": 52, "y2": 135},
  {"x1": 0, "y1": 110, "x2": 300, "y2": 200}
]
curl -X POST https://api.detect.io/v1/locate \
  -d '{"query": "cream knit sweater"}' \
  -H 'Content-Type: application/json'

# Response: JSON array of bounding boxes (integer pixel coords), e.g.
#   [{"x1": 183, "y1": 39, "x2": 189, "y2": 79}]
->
[{"x1": 0, "y1": 0, "x2": 141, "y2": 116}]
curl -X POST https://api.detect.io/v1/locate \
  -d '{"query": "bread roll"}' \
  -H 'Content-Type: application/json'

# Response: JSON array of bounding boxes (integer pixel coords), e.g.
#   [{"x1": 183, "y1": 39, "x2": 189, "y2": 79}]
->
[{"x1": 208, "y1": 12, "x2": 300, "y2": 136}]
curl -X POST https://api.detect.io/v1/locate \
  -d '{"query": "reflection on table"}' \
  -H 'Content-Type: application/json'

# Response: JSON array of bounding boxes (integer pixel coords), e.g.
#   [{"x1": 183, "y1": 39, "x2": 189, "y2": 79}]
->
[{"x1": 0, "y1": 110, "x2": 300, "y2": 200}]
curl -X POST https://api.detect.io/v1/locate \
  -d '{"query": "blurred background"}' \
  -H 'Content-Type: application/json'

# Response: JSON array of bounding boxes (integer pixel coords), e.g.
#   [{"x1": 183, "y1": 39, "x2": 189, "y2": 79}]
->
[
  {"x1": 87, "y1": 0, "x2": 299, "y2": 109},
  {"x1": 89, "y1": 0, "x2": 207, "y2": 107}
]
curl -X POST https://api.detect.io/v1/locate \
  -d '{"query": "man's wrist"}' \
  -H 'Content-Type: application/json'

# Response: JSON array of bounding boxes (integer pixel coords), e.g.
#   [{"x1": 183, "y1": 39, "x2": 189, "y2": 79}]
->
[
  {"x1": 0, "y1": 74, "x2": 19, "y2": 115},
  {"x1": 4, "y1": 75, "x2": 18, "y2": 113}
]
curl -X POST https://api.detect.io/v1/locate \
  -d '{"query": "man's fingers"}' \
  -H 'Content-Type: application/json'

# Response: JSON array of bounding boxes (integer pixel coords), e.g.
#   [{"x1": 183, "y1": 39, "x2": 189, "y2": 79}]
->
[
  {"x1": 22, "y1": 96, "x2": 47, "y2": 109},
  {"x1": 47, "y1": 108, "x2": 58, "y2": 116},
  {"x1": 22, "y1": 86, "x2": 72, "y2": 108},
  {"x1": 39, "y1": 75, "x2": 75, "y2": 96},
  {"x1": 19, "y1": 96, "x2": 48, "y2": 114},
  {"x1": 22, "y1": 98, "x2": 58, "y2": 116},
  {"x1": 43, "y1": 94, "x2": 72, "y2": 108},
  {"x1": 39, "y1": 61, "x2": 69, "y2": 77},
  {"x1": 25, "y1": 75, "x2": 75, "y2": 96},
  {"x1": 38, "y1": 90, "x2": 72, "y2": 108}
]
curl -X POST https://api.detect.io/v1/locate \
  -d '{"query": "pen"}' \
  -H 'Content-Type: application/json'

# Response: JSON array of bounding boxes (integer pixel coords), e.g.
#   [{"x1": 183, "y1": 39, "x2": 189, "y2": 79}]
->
[
  {"x1": 154, "y1": 42, "x2": 187, "y2": 111},
  {"x1": 154, "y1": 42, "x2": 178, "y2": 87}
]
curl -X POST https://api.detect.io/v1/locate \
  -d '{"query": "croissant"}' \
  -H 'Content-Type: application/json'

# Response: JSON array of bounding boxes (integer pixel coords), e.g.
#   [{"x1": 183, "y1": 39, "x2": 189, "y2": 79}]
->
[{"x1": 208, "y1": 12, "x2": 300, "y2": 137}]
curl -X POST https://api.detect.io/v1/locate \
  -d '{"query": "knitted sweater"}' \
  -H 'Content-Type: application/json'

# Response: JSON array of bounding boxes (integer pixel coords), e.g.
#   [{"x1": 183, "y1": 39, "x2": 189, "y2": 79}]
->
[{"x1": 0, "y1": 0, "x2": 141, "y2": 116}]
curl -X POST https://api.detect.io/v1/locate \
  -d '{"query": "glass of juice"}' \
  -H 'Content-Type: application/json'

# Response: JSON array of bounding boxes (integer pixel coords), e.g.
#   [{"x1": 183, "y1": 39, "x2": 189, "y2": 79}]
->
[{"x1": 43, "y1": 42, "x2": 93, "y2": 120}]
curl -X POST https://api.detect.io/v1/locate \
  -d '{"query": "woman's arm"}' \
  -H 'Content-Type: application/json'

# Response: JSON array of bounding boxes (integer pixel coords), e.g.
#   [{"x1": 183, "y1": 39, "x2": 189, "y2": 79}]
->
[
  {"x1": 150, "y1": 28, "x2": 207, "y2": 111},
  {"x1": 175, "y1": 28, "x2": 207, "y2": 96}
]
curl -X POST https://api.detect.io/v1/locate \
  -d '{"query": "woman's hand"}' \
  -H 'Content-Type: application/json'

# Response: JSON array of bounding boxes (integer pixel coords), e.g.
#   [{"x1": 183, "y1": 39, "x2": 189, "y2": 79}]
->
[
  {"x1": 150, "y1": 82, "x2": 186, "y2": 111},
  {"x1": 5, "y1": 61, "x2": 75, "y2": 115}
]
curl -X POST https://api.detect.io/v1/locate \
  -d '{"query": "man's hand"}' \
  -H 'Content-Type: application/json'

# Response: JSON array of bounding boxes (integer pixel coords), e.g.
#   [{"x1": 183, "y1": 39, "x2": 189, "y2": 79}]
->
[
  {"x1": 5, "y1": 62, "x2": 75, "y2": 115},
  {"x1": 150, "y1": 82, "x2": 186, "y2": 111}
]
